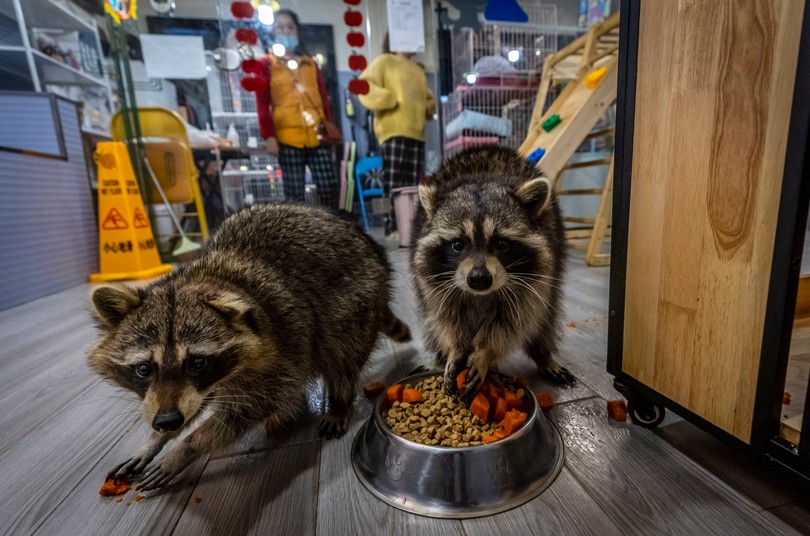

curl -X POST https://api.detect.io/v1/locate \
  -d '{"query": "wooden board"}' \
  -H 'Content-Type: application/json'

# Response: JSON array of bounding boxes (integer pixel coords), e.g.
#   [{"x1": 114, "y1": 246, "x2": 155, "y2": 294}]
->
[
  {"x1": 520, "y1": 57, "x2": 618, "y2": 183},
  {"x1": 622, "y1": 0, "x2": 806, "y2": 441}
]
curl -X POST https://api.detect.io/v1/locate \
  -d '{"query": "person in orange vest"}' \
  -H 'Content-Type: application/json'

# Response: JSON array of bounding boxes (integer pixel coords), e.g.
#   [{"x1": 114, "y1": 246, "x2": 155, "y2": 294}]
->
[{"x1": 254, "y1": 9, "x2": 338, "y2": 209}]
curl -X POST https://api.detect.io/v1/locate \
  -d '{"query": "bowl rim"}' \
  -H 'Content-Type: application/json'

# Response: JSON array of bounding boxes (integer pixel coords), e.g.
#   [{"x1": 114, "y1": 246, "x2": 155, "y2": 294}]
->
[{"x1": 372, "y1": 369, "x2": 540, "y2": 452}]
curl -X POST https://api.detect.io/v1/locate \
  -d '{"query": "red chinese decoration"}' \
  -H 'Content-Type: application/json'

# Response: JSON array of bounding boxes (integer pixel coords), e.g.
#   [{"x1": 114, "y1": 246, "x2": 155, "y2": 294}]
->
[
  {"x1": 343, "y1": 0, "x2": 361, "y2": 5},
  {"x1": 348, "y1": 79, "x2": 369, "y2": 95},
  {"x1": 230, "y1": 1, "x2": 254, "y2": 19},
  {"x1": 241, "y1": 77, "x2": 267, "y2": 93},
  {"x1": 347, "y1": 32, "x2": 365, "y2": 48},
  {"x1": 344, "y1": 10, "x2": 362, "y2": 27},
  {"x1": 235, "y1": 28, "x2": 258, "y2": 45},
  {"x1": 241, "y1": 59, "x2": 261, "y2": 74},
  {"x1": 348, "y1": 54, "x2": 367, "y2": 71}
]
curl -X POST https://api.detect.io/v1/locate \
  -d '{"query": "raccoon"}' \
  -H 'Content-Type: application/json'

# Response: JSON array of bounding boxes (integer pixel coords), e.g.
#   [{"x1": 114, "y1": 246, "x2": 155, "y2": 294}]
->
[
  {"x1": 410, "y1": 146, "x2": 570, "y2": 400},
  {"x1": 89, "y1": 203, "x2": 410, "y2": 491}
]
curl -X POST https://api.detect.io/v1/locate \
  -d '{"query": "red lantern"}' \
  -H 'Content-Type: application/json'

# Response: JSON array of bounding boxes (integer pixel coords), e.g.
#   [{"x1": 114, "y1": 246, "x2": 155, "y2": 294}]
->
[
  {"x1": 347, "y1": 32, "x2": 365, "y2": 47},
  {"x1": 241, "y1": 76, "x2": 267, "y2": 93},
  {"x1": 230, "y1": 1, "x2": 254, "y2": 19},
  {"x1": 348, "y1": 54, "x2": 367, "y2": 71},
  {"x1": 343, "y1": 0, "x2": 361, "y2": 5},
  {"x1": 241, "y1": 59, "x2": 261, "y2": 74},
  {"x1": 235, "y1": 28, "x2": 258, "y2": 45},
  {"x1": 344, "y1": 10, "x2": 362, "y2": 27},
  {"x1": 348, "y1": 79, "x2": 369, "y2": 95}
]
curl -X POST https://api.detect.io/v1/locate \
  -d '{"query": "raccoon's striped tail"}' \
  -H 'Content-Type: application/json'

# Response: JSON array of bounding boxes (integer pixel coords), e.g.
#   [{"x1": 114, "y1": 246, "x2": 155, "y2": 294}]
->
[{"x1": 383, "y1": 310, "x2": 412, "y2": 343}]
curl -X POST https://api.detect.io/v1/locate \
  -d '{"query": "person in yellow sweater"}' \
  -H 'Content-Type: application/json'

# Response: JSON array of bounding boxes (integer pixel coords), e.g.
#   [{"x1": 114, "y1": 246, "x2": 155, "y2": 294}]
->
[
  {"x1": 359, "y1": 35, "x2": 435, "y2": 238},
  {"x1": 254, "y1": 9, "x2": 339, "y2": 209}
]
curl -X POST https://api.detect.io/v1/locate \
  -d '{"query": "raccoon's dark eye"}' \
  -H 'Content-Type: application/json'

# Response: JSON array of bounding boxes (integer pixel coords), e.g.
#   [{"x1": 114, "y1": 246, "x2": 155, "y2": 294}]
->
[
  {"x1": 451, "y1": 239, "x2": 464, "y2": 252},
  {"x1": 134, "y1": 363, "x2": 152, "y2": 378},
  {"x1": 496, "y1": 238, "x2": 510, "y2": 251},
  {"x1": 189, "y1": 356, "x2": 207, "y2": 373}
]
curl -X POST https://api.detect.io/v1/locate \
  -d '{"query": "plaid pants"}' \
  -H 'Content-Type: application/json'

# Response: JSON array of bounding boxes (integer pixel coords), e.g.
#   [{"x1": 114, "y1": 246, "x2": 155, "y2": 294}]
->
[
  {"x1": 278, "y1": 143, "x2": 339, "y2": 209},
  {"x1": 381, "y1": 136, "x2": 425, "y2": 233}
]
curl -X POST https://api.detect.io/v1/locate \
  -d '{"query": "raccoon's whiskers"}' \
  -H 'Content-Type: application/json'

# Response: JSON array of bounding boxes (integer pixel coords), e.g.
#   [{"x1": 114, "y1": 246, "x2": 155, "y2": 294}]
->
[
  {"x1": 508, "y1": 273, "x2": 564, "y2": 291},
  {"x1": 424, "y1": 270, "x2": 456, "y2": 282},
  {"x1": 424, "y1": 278, "x2": 457, "y2": 305},
  {"x1": 508, "y1": 276, "x2": 554, "y2": 315},
  {"x1": 500, "y1": 286, "x2": 523, "y2": 328}
]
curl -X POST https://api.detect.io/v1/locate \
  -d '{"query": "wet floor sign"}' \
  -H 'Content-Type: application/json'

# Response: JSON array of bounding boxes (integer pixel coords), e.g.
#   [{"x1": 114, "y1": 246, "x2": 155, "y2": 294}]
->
[{"x1": 90, "y1": 142, "x2": 172, "y2": 283}]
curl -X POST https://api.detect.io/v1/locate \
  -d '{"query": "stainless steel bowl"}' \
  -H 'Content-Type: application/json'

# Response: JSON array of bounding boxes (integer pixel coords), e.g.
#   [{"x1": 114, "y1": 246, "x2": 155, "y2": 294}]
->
[{"x1": 351, "y1": 370, "x2": 565, "y2": 518}]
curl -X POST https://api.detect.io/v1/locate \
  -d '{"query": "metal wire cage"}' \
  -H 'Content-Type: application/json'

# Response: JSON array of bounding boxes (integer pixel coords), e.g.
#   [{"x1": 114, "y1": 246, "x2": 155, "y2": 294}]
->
[{"x1": 443, "y1": 2, "x2": 559, "y2": 159}]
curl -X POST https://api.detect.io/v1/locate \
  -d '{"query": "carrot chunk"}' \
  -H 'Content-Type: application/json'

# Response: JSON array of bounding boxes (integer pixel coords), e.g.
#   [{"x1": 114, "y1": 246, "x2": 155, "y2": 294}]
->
[
  {"x1": 536, "y1": 391, "x2": 555, "y2": 412},
  {"x1": 499, "y1": 409, "x2": 528, "y2": 435},
  {"x1": 456, "y1": 368, "x2": 468, "y2": 391},
  {"x1": 606, "y1": 400, "x2": 627, "y2": 421},
  {"x1": 482, "y1": 430, "x2": 506, "y2": 444},
  {"x1": 470, "y1": 392, "x2": 490, "y2": 422},
  {"x1": 504, "y1": 390, "x2": 523, "y2": 411},
  {"x1": 402, "y1": 388, "x2": 424, "y2": 403},
  {"x1": 99, "y1": 477, "x2": 132, "y2": 497},
  {"x1": 386, "y1": 384, "x2": 403, "y2": 403},
  {"x1": 493, "y1": 397, "x2": 508, "y2": 421}
]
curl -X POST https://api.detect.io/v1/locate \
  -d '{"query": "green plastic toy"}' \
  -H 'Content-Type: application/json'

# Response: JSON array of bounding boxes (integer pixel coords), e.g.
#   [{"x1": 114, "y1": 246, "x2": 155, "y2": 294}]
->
[{"x1": 542, "y1": 114, "x2": 561, "y2": 132}]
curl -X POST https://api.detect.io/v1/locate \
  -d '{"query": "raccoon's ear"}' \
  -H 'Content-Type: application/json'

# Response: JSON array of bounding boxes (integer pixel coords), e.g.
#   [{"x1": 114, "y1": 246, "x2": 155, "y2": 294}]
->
[
  {"x1": 516, "y1": 178, "x2": 552, "y2": 216},
  {"x1": 419, "y1": 184, "x2": 437, "y2": 220},
  {"x1": 207, "y1": 292, "x2": 260, "y2": 333},
  {"x1": 91, "y1": 284, "x2": 141, "y2": 329}
]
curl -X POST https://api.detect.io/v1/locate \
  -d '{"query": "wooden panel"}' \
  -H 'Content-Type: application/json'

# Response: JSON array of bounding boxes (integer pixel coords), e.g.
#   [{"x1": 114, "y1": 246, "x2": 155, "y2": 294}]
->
[
  {"x1": 794, "y1": 275, "x2": 810, "y2": 319},
  {"x1": 623, "y1": 0, "x2": 806, "y2": 441}
]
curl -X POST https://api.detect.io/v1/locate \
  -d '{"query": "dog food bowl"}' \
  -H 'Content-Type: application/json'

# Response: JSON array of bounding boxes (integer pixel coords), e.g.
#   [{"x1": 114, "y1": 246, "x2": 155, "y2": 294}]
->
[{"x1": 351, "y1": 370, "x2": 564, "y2": 518}]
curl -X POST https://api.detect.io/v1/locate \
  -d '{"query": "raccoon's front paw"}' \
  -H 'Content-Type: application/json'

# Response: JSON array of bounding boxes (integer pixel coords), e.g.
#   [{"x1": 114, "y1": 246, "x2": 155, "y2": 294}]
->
[
  {"x1": 539, "y1": 360, "x2": 576, "y2": 385},
  {"x1": 107, "y1": 457, "x2": 151, "y2": 480},
  {"x1": 137, "y1": 447, "x2": 194, "y2": 492},
  {"x1": 459, "y1": 361, "x2": 488, "y2": 402},
  {"x1": 443, "y1": 359, "x2": 465, "y2": 395},
  {"x1": 319, "y1": 414, "x2": 349, "y2": 439}
]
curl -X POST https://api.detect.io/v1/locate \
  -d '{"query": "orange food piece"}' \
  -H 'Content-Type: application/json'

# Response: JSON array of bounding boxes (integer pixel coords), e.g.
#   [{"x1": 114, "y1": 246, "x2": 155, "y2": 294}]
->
[
  {"x1": 504, "y1": 390, "x2": 523, "y2": 411},
  {"x1": 134, "y1": 495, "x2": 145, "y2": 502},
  {"x1": 566, "y1": 321, "x2": 577, "y2": 328},
  {"x1": 402, "y1": 388, "x2": 424, "y2": 403},
  {"x1": 486, "y1": 383, "x2": 502, "y2": 409},
  {"x1": 470, "y1": 392, "x2": 490, "y2": 422},
  {"x1": 386, "y1": 384, "x2": 403, "y2": 403},
  {"x1": 606, "y1": 399, "x2": 628, "y2": 422},
  {"x1": 99, "y1": 477, "x2": 132, "y2": 497},
  {"x1": 194, "y1": 496, "x2": 202, "y2": 504},
  {"x1": 456, "y1": 368, "x2": 468, "y2": 391},
  {"x1": 482, "y1": 430, "x2": 506, "y2": 444},
  {"x1": 493, "y1": 397, "x2": 508, "y2": 421},
  {"x1": 783, "y1": 392, "x2": 791, "y2": 405},
  {"x1": 499, "y1": 408, "x2": 528, "y2": 435},
  {"x1": 363, "y1": 382, "x2": 386, "y2": 398},
  {"x1": 536, "y1": 391, "x2": 555, "y2": 412},
  {"x1": 115, "y1": 498, "x2": 123, "y2": 503}
]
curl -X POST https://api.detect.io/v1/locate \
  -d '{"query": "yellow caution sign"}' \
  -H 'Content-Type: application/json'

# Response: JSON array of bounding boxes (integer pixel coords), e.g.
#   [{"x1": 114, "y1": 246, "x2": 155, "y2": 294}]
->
[{"x1": 90, "y1": 142, "x2": 173, "y2": 283}]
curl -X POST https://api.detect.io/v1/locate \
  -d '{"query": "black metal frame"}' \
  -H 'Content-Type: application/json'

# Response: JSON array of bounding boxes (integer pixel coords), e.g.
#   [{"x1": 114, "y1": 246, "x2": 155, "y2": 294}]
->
[{"x1": 608, "y1": 0, "x2": 810, "y2": 479}]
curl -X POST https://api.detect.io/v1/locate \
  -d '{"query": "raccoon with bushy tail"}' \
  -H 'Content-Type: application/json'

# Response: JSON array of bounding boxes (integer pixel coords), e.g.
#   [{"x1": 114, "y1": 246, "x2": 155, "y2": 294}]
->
[
  {"x1": 89, "y1": 203, "x2": 410, "y2": 491},
  {"x1": 410, "y1": 146, "x2": 571, "y2": 400}
]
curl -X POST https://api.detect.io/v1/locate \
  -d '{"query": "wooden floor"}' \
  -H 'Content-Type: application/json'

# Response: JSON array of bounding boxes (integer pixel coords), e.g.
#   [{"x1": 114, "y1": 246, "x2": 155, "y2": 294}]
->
[{"x1": 1, "y1": 247, "x2": 809, "y2": 536}]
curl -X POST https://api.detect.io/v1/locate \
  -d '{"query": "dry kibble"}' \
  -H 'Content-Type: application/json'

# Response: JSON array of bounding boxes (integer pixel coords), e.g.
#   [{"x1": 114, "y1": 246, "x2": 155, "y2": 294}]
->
[{"x1": 384, "y1": 373, "x2": 526, "y2": 447}]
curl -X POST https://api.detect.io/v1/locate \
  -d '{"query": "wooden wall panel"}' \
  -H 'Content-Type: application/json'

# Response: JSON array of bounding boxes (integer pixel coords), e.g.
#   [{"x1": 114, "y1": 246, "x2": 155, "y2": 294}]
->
[{"x1": 623, "y1": 0, "x2": 806, "y2": 442}]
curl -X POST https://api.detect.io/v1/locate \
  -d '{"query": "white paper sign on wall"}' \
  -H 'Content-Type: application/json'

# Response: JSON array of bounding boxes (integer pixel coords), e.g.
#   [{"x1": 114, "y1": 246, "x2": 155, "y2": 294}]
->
[
  {"x1": 141, "y1": 34, "x2": 207, "y2": 79},
  {"x1": 386, "y1": 0, "x2": 425, "y2": 53}
]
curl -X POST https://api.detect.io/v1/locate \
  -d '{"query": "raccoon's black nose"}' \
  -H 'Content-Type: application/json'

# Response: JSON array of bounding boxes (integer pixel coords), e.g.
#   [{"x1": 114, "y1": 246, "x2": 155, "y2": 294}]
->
[
  {"x1": 152, "y1": 411, "x2": 185, "y2": 432},
  {"x1": 467, "y1": 268, "x2": 493, "y2": 290}
]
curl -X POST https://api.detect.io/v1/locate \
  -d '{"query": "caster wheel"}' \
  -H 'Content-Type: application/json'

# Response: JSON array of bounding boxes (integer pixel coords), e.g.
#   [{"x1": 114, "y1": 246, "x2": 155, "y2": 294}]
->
[{"x1": 627, "y1": 402, "x2": 665, "y2": 428}]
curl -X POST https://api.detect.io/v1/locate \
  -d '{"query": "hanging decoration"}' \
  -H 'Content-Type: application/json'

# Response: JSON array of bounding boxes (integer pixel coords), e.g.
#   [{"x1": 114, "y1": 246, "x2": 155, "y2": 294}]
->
[
  {"x1": 104, "y1": 0, "x2": 138, "y2": 24},
  {"x1": 345, "y1": 1, "x2": 368, "y2": 95},
  {"x1": 231, "y1": 2, "x2": 255, "y2": 19},
  {"x1": 235, "y1": 28, "x2": 258, "y2": 45}
]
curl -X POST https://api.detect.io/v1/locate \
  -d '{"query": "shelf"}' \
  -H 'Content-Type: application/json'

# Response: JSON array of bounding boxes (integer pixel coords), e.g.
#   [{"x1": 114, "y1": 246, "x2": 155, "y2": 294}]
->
[
  {"x1": 81, "y1": 127, "x2": 111, "y2": 139},
  {"x1": 32, "y1": 49, "x2": 107, "y2": 86},
  {"x1": 0, "y1": 45, "x2": 25, "y2": 52},
  {"x1": 212, "y1": 112, "x2": 258, "y2": 120},
  {"x1": 21, "y1": 0, "x2": 95, "y2": 34}
]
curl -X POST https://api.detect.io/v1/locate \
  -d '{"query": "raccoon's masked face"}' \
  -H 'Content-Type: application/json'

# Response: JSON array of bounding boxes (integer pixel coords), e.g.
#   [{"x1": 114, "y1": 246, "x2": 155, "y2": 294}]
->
[
  {"x1": 89, "y1": 283, "x2": 264, "y2": 433},
  {"x1": 416, "y1": 177, "x2": 553, "y2": 296}
]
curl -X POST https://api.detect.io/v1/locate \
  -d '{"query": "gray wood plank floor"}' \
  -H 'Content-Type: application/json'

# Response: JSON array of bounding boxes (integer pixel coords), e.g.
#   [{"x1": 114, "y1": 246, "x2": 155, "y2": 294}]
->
[{"x1": 1, "y1": 248, "x2": 807, "y2": 536}]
